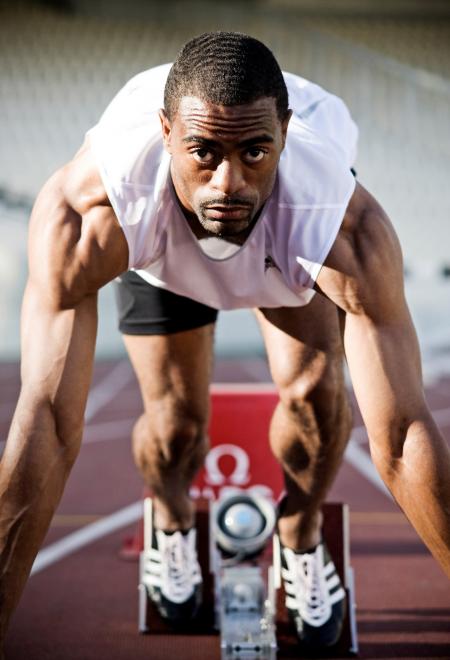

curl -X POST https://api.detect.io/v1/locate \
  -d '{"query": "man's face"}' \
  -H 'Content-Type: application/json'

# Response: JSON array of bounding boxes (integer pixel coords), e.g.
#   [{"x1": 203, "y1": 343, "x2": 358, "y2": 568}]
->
[{"x1": 159, "y1": 96, "x2": 291, "y2": 239}]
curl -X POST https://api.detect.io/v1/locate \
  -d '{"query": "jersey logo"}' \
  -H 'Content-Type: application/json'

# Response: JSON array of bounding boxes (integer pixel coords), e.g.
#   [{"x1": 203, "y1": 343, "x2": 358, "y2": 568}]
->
[{"x1": 264, "y1": 255, "x2": 280, "y2": 273}]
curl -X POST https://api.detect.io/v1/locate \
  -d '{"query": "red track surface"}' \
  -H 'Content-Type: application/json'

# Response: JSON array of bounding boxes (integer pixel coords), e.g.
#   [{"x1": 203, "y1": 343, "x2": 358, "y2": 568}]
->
[{"x1": 1, "y1": 359, "x2": 450, "y2": 659}]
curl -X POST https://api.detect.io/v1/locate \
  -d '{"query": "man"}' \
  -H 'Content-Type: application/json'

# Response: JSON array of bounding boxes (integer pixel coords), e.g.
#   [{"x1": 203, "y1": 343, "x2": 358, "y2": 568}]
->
[{"x1": 0, "y1": 31, "x2": 449, "y2": 653}]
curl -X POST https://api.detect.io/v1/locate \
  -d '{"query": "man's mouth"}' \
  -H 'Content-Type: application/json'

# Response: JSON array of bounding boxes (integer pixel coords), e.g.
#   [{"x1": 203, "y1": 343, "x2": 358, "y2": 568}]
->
[{"x1": 204, "y1": 205, "x2": 252, "y2": 221}]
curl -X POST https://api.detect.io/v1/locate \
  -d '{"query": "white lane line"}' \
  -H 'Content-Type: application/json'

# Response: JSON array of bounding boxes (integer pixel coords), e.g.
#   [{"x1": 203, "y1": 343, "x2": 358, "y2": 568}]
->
[
  {"x1": 18, "y1": 403, "x2": 450, "y2": 575},
  {"x1": 80, "y1": 403, "x2": 450, "y2": 449},
  {"x1": 0, "y1": 416, "x2": 137, "y2": 453},
  {"x1": 85, "y1": 360, "x2": 133, "y2": 423},
  {"x1": 348, "y1": 425, "x2": 369, "y2": 446},
  {"x1": 83, "y1": 417, "x2": 135, "y2": 444},
  {"x1": 31, "y1": 501, "x2": 142, "y2": 575},
  {"x1": 0, "y1": 361, "x2": 133, "y2": 427},
  {"x1": 342, "y1": 401, "x2": 450, "y2": 498},
  {"x1": 0, "y1": 360, "x2": 134, "y2": 454},
  {"x1": 31, "y1": 439, "x2": 387, "y2": 576},
  {"x1": 30, "y1": 425, "x2": 386, "y2": 577}
]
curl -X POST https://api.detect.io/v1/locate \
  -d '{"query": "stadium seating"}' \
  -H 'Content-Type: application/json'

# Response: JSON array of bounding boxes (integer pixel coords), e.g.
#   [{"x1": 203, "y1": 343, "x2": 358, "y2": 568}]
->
[{"x1": 0, "y1": 2, "x2": 449, "y2": 359}]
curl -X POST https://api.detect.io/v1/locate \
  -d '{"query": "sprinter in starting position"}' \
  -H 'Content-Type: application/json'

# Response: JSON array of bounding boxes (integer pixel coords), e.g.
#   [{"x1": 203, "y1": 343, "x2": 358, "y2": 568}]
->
[{"x1": 1, "y1": 32, "x2": 449, "y2": 652}]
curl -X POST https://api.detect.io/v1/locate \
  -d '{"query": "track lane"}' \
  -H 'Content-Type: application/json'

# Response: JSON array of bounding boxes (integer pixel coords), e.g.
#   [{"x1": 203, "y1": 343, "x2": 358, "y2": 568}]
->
[{"x1": 3, "y1": 359, "x2": 450, "y2": 659}]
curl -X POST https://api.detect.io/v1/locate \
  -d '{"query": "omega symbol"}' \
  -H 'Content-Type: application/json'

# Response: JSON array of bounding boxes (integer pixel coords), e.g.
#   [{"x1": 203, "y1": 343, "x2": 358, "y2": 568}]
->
[{"x1": 205, "y1": 444, "x2": 251, "y2": 486}]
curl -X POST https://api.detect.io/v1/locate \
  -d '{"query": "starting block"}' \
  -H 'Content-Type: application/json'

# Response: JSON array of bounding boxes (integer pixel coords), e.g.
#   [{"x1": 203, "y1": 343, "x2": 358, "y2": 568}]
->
[{"x1": 132, "y1": 386, "x2": 358, "y2": 656}]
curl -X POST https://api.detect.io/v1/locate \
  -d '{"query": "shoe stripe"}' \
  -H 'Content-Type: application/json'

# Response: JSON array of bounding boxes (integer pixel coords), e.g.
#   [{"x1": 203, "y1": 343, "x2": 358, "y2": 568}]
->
[
  {"x1": 285, "y1": 595, "x2": 298, "y2": 610},
  {"x1": 324, "y1": 562, "x2": 335, "y2": 577},
  {"x1": 143, "y1": 575, "x2": 161, "y2": 587},
  {"x1": 329, "y1": 587, "x2": 346, "y2": 604},
  {"x1": 329, "y1": 578, "x2": 344, "y2": 593},
  {"x1": 283, "y1": 583, "x2": 296, "y2": 596},
  {"x1": 145, "y1": 567, "x2": 161, "y2": 578},
  {"x1": 326, "y1": 573, "x2": 341, "y2": 590},
  {"x1": 281, "y1": 567, "x2": 294, "y2": 581},
  {"x1": 145, "y1": 549, "x2": 161, "y2": 561}
]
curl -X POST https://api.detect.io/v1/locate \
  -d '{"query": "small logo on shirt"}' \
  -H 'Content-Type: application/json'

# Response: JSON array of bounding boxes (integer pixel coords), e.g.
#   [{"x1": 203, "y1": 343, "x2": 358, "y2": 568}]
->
[{"x1": 264, "y1": 255, "x2": 280, "y2": 272}]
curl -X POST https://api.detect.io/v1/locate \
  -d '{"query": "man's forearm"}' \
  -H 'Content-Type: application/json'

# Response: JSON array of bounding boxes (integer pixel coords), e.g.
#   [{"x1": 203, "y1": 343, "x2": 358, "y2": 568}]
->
[
  {"x1": 373, "y1": 416, "x2": 450, "y2": 577},
  {"x1": 0, "y1": 397, "x2": 81, "y2": 640}
]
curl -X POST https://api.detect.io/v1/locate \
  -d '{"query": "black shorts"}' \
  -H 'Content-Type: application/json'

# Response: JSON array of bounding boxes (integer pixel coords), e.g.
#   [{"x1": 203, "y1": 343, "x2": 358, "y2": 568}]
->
[{"x1": 114, "y1": 271, "x2": 219, "y2": 335}]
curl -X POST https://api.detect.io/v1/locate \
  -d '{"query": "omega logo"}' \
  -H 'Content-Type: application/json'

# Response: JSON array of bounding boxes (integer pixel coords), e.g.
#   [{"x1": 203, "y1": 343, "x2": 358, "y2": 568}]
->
[
  {"x1": 189, "y1": 443, "x2": 274, "y2": 502},
  {"x1": 205, "y1": 443, "x2": 251, "y2": 486}
]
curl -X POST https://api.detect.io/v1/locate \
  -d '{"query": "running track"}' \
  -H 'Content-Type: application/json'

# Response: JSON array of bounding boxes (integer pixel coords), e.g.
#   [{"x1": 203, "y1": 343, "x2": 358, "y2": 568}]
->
[{"x1": 1, "y1": 358, "x2": 449, "y2": 659}]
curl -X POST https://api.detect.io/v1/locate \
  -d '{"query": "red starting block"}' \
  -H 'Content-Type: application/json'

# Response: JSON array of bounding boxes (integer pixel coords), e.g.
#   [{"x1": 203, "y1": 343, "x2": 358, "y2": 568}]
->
[{"x1": 123, "y1": 385, "x2": 358, "y2": 656}]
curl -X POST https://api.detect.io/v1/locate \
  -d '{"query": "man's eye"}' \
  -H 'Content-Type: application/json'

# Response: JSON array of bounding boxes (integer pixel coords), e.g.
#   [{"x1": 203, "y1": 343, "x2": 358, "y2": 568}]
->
[
  {"x1": 244, "y1": 148, "x2": 266, "y2": 163},
  {"x1": 192, "y1": 149, "x2": 214, "y2": 164}
]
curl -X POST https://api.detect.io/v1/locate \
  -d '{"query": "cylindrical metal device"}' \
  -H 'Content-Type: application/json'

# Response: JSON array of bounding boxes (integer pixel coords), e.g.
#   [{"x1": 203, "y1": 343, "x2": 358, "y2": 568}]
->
[{"x1": 213, "y1": 492, "x2": 276, "y2": 556}]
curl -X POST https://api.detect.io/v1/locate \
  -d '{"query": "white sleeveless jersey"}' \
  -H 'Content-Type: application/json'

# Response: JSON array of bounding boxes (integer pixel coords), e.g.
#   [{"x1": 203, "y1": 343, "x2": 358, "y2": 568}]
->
[{"x1": 87, "y1": 64, "x2": 358, "y2": 310}]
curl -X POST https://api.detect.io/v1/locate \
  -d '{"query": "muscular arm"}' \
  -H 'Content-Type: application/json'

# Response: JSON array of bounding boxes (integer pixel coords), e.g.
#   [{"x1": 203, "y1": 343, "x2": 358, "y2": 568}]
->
[
  {"x1": 0, "y1": 146, "x2": 128, "y2": 640},
  {"x1": 316, "y1": 182, "x2": 450, "y2": 576}
]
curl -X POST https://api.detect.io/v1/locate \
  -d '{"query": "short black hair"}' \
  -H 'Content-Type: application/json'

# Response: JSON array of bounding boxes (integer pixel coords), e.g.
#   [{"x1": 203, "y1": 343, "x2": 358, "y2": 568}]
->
[{"x1": 164, "y1": 31, "x2": 289, "y2": 121}]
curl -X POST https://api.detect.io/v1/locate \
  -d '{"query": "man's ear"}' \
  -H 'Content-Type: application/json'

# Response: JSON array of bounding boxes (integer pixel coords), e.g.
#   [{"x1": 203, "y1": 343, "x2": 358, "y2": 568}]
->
[
  {"x1": 281, "y1": 109, "x2": 292, "y2": 148},
  {"x1": 159, "y1": 109, "x2": 172, "y2": 152}
]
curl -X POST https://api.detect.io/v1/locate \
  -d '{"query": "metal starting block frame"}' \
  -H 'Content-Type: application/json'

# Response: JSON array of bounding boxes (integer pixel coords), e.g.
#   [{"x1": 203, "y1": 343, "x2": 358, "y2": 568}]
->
[
  {"x1": 216, "y1": 565, "x2": 277, "y2": 659},
  {"x1": 137, "y1": 496, "x2": 358, "y2": 658},
  {"x1": 138, "y1": 498, "x2": 153, "y2": 634},
  {"x1": 209, "y1": 498, "x2": 277, "y2": 659}
]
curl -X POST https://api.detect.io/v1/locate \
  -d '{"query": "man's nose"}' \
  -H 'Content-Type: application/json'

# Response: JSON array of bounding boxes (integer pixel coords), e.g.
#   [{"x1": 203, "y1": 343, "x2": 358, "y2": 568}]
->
[{"x1": 210, "y1": 158, "x2": 245, "y2": 196}]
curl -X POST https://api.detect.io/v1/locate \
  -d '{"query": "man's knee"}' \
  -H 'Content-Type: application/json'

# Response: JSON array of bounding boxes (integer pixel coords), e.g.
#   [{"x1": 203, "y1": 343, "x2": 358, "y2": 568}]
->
[
  {"x1": 133, "y1": 400, "x2": 209, "y2": 470},
  {"x1": 276, "y1": 351, "x2": 347, "y2": 421},
  {"x1": 270, "y1": 354, "x2": 352, "y2": 482}
]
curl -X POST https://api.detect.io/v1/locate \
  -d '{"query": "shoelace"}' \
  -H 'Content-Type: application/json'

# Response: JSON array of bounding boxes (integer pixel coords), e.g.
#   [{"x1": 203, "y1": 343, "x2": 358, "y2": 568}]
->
[
  {"x1": 161, "y1": 533, "x2": 193, "y2": 597},
  {"x1": 294, "y1": 547, "x2": 329, "y2": 623}
]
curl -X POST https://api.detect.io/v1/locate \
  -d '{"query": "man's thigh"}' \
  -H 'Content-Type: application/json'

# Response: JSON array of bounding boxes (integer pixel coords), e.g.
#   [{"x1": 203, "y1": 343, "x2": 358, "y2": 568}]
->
[
  {"x1": 255, "y1": 293, "x2": 344, "y2": 390},
  {"x1": 115, "y1": 272, "x2": 217, "y2": 417},
  {"x1": 123, "y1": 325, "x2": 215, "y2": 419}
]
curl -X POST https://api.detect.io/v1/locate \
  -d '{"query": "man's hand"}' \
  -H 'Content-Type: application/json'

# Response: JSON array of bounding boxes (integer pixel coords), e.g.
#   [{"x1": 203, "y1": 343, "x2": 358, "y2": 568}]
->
[
  {"x1": 316, "y1": 182, "x2": 450, "y2": 577},
  {"x1": 0, "y1": 144, "x2": 128, "y2": 643}
]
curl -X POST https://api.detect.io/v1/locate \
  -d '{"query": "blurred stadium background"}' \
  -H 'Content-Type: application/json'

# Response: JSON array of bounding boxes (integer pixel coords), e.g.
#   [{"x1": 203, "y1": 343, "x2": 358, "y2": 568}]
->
[{"x1": 1, "y1": 0, "x2": 450, "y2": 381}]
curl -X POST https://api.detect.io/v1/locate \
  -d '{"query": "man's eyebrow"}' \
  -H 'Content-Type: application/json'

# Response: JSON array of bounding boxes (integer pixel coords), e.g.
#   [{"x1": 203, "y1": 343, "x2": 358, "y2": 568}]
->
[
  {"x1": 182, "y1": 136, "x2": 220, "y2": 146},
  {"x1": 181, "y1": 134, "x2": 275, "y2": 147},
  {"x1": 239, "y1": 134, "x2": 274, "y2": 147}
]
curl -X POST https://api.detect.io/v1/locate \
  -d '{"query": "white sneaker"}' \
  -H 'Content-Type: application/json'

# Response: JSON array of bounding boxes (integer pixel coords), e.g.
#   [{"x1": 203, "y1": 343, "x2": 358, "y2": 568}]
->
[
  {"x1": 143, "y1": 527, "x2": 203, "y2": 623},
  {"x1": 281, "y1": 540, "x2": 346, "y2": 648}
]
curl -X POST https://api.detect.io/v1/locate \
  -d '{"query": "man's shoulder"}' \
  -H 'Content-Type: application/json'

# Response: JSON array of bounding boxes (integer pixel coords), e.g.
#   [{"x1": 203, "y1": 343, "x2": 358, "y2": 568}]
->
[
  {"x1": 340, "y1": 183, "x2": 394, "y2": 247},
  {"x1": 315, "y1": 182, "x2": 404, "y2": 319},
  {"x1": 97, "y1": 63, "x2": 172, "y2": 125},
  {"x1": 277, "y1": 124, "x2": 356, "y2": 213},
  {"x1": 321, "y1": 183, "x2": 403, "y2": 309},
  {"x1": 283, "y1": 71, "x2": 358, "y2": 170},
  {"x1": 60, "y1": 140, "x2": 110, "y2": 216},
  {"x1": 282, "y1": 70, "x2": 329, "y2": 111}
]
